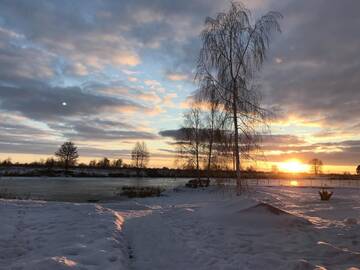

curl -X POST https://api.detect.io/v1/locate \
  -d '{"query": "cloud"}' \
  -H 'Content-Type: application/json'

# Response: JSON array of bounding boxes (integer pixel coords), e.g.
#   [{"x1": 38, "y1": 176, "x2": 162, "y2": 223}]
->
[
  {"x1": 159, "y1": 128, "x2": 187, "y2": 141},
  {"x1": 61, "y1": 119, "x2": 159, "y2": 141},
  {"x1": 0, "y1": 83, "x2": 144, "y2": 121},
  {"x1": 0, "y1": 0, "x2": 360, "y2": 167},
  {"x1": 128, "y1": 76, "x2": 138, "y2": 82},
  {"x1": 261, "y1": 0, "x2": 360, "y2": 129},
  {"x1": 166, "y1": 72, "x2": 189, "y2": 81},
  {"x1": 262, "y1": 135, "x2": 360, "y2": 166}
]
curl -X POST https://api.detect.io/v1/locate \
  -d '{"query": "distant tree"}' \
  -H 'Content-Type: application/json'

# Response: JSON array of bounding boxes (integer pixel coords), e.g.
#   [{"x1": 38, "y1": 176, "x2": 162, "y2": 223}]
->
[
  {"x1": 131, "y1": 142, "x2": 150, "y2": 169},
  {"x1": 195, "y1": 2, "x2": 282, "y2": 193},
  {"x1": 1, "y1": 158, "x2": 12, "y2": 167},
  {"x1": 271, "y1": 165, "x2": 279, "y2": 174},
  {"x1": 55, "y1": 141, "x2": 79, "y2": 172},
  {"x1": 111, "y1": 158, "x2": 123, "y2": 168},
  {"x1": 89, "y1": 160, "x2": 97, "y2": 167},
  {"x1": 97, "y1": 157, "x2": 110, "y2": 168},
  {"x1": 357, "y1": 165, "x2": 360, "y2": 175},
  {"x1": 45, "y1": 157, "x2": 56, "y2": 168},
  {"x1": 309, "y1": 158, "x2": 323, "y2": 175},
  {"x1": 78, "y1": 162, "x2": 87, "y2": 168},
  {"x1": 246, "y1": 166, "x2": 255, "y2": 172}
]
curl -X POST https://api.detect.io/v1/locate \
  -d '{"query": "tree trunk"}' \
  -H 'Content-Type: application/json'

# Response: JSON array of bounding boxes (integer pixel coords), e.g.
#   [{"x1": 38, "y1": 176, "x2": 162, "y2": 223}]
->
[
  {"x1": 196, "y1": 141, "x2": 200, "y2": 181},
  {"x1": 207, "y1": 134, "x2": 213, "y2": 181},
  {"x1": 232, "y1": 89, "x2": 241, "y2": 195}
]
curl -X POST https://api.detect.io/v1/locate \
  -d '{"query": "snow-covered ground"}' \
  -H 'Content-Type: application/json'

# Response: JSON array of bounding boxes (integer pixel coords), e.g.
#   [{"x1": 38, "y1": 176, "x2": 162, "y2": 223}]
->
[
  {"x1": 0, "y1": 200, "x2": 129, "y2": 270},
  {"x1": 110, "y1": 187, "x2": 360, "y2": 270},
  {"x1": 1, "y1": 186, "x2": 360, "y2": 269}
]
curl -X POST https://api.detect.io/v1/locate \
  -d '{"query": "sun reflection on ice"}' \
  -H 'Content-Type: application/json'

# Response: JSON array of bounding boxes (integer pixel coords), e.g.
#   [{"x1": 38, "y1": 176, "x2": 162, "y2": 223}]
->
[{"x1": 290, "y1": 180, "x2": 299, "y2": 186}]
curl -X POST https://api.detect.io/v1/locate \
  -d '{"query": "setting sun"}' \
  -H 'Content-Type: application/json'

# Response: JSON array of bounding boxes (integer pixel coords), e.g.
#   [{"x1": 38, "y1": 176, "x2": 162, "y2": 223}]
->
[{"x1": 279, "y1": 159, "x2": 308, "y2": 173}]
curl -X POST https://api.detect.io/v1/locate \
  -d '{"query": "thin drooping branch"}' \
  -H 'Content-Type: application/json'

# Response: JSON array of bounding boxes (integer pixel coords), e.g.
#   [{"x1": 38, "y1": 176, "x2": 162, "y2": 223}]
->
[{"x1": 195, "y1": 1, "x2": 282, "y2": 194}]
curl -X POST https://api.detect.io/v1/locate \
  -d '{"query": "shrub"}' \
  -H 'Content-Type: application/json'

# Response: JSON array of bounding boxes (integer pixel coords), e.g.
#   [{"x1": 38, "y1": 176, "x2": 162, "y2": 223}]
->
[{"x1": 319, "y1": 188, "x2": 333, "y2": 201}]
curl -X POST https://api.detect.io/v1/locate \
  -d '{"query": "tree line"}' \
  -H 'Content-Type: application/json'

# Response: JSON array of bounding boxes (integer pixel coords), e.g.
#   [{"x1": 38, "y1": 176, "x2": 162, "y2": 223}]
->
[{"x1": 0, "y1": 141, "x2": 150, "y2": 172}]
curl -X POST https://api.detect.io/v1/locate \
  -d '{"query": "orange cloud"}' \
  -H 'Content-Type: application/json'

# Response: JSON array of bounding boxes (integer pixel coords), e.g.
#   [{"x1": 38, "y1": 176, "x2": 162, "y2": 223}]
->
[{"x1": 166, "y1": 73, "x2": 189, "y2": 81}]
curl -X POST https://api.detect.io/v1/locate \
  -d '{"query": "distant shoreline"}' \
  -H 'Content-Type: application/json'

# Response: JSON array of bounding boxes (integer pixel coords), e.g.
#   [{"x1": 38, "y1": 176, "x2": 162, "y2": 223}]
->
[{"x1": 1, "y1": 165, "x2": 360, "y2": 180}]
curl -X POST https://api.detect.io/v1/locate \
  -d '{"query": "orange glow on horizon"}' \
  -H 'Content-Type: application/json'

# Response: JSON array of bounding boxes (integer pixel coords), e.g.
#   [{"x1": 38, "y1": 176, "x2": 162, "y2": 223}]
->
[{"x1": 279, "y1": 159, "x2": 309, "y2": 173}]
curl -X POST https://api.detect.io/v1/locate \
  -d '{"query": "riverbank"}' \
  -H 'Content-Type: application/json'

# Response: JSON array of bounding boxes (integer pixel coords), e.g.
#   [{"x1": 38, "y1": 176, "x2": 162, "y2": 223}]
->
[
  {"x1": 2, "y1": 165, "x2": 359, "y2": 180},
  {"x1": 1, "y1": 187, "x2": 360, "y2": 269}
]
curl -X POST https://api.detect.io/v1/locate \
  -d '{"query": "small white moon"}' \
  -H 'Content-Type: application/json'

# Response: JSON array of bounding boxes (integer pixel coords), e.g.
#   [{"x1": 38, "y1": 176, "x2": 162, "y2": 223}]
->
[{"x1": 62, "y1": 102, "x2": 67, "y2": 106}]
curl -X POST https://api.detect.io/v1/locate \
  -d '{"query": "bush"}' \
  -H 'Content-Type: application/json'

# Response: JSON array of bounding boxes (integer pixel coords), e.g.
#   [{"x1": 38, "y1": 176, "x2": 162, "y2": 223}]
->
[
  {"x1": 319, "y1": 188, "x2": 333, "y2": 201},
  {"x1": 185, "y1": 179, "x2": 210, "y2": 188}
]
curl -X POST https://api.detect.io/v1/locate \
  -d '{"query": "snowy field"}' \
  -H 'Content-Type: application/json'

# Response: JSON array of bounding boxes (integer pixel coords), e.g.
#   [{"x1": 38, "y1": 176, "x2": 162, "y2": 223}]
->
[
  {"x1": 0, "y1": 200, "x2": 129, "y2": 270},
  {"x1": 1, "y1": 187, "x2": 360, "y2": 269}
]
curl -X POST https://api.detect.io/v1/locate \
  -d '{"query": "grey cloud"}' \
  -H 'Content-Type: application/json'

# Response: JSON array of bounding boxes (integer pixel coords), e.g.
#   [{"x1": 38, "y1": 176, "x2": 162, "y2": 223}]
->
[
  {"x1": 261, "y1": 134, "x2": 306, "y2": 145},
  {"x1": 0, "y1": 0, "x2": 360, "y2": 164},
  {"x1": 0, "y1": 83, "x2": 143, "y2": 121},
  {"x1": 261, "y1": 0, "x2": 360, "y2": 127},
  {"x1": 64, "y1": 121, "x2": 159, "y2": 141},
  {"x1": 159, "y1": 128, "x2": 187, "y2": 141}
]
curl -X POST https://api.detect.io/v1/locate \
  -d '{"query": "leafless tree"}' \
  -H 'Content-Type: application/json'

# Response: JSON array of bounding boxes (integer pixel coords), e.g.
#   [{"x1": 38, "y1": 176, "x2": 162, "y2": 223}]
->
[
  {"x1": 45, "y1": 157, "x2": 56, "y2": 168},
  {"x1": 309, "y1": 158, "x2": 323, "y2": 175},
  {"x1": 356, "y1": 165, "x2": 360, "y2": 175},
  {"x1": 131, "y1": 141, "x2": 150, "y2": 169},
  {"x1": 197, "y1": 85, "x2": 228, "y2": 179},
  {"x1": 98, "y1": 157, "x2": 110, "y2": 168},
  {"x1": 89, "y1": 160, "x2": 97, "y2": 167},
  {"x1": 195, "y1": 2, "x2": 282, "y2": 193},
  {"x1": 176, "y1": 107, "x2": 204, "y2": 179},
  {"x1": 55, "y1": 141, "x2": 79, "y2": 172},
  {"x1": 111, "y1": 158, "x2": 123, "y2": 168}
]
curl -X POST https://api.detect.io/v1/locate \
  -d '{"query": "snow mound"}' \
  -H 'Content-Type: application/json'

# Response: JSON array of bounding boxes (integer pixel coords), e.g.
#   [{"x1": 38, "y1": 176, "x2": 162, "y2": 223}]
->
[
  {"x1": 241, "y1": 202, "x2": 290, "y2": 215},
  {"x1": 238, "y1": 202, "x2": 312, "y2": 228}
]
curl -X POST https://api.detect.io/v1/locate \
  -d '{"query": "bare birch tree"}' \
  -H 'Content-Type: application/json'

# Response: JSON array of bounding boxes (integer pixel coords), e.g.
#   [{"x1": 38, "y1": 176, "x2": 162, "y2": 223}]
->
[
  {"x1": 177, "y1": 107, "x2": 204, "y2": 180},
  {"x1": 198, "y1": 86, "x2": 229, "y2": 179},
  {"x1": 195, "y1": 2, "x2": 282, "y2": 194},
  {"x1": 131, "y1": 141, "x2": 150, "y2": 169}
]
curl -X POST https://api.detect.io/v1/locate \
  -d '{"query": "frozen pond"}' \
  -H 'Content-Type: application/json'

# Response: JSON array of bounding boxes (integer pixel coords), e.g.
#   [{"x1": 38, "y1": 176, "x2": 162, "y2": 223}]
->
[
  {"x1": 0, "y1": 176, "x2": 359, "y2": 201},
  {"x1": 0, "y1": 177, "x2": 190, "y2": 201}
]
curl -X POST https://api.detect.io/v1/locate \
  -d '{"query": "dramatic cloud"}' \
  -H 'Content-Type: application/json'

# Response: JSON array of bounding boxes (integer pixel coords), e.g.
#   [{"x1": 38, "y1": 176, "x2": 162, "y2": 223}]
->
[
  {"x1": 261, "y1": 0, "x2": 360, "y2": 129},
  {"x1": 0, "y1": 84, "x2": 144, "y2": 121},
  {"x1": 0, "y1": 0, "x2": 359, "y2": 169}
]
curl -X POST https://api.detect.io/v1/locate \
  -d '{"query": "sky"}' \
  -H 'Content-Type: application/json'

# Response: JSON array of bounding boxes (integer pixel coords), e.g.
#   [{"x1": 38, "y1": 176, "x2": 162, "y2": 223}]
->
[{"x1": 0, "y1": 0, "x2": 359, "y2": 173}]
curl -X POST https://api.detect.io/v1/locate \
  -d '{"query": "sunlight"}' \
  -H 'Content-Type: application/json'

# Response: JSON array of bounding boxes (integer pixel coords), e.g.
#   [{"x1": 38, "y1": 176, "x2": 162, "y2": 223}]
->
[
  {"x1": 279, "y1": 159, "x2": 308, "y2": 173},
  {"x1": 290, "y1": 180, "x2": 299, "y2": 186}
]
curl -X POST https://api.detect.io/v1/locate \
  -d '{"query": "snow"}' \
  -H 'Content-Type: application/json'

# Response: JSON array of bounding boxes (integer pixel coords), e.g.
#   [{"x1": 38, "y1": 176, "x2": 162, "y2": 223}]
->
[
  {"x1": 1, "y1": 186, "x2": 360, "y2": 269},
  {"x1": 110, "y1": 187, "x2": 360, "y2": 269},
  {"x1": 0, "y1": 200, "x2": 129, "y2": 270}
]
